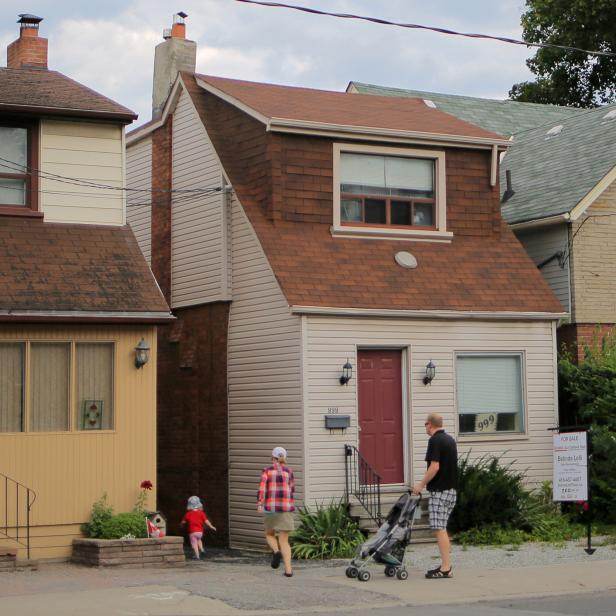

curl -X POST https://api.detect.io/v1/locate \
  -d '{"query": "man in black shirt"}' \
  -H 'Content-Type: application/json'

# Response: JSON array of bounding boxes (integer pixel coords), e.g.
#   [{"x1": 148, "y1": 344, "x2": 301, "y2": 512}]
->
[{"x1": 412, "y1": 413, "x2": 457, "y2": 578}]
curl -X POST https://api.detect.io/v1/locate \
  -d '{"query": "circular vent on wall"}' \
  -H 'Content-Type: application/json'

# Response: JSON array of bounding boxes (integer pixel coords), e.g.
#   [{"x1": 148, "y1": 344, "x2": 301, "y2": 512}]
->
[{"x1": 394, "y1": 251, "x2": 418, "y2": 269}]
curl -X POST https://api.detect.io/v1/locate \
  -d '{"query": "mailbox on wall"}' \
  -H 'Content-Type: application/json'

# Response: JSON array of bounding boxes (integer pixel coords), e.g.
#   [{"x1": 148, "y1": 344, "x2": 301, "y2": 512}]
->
[{"x1": 324, "y1": 415, "x2": 351, "y2": 430}]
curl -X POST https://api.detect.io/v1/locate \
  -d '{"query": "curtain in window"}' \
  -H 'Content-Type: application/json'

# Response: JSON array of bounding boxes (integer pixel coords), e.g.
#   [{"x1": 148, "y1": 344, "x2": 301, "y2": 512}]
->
[
  {"x1": 76, "y1": 343, "x2": 113, "y2": 430},
  {"x1": 385, "y1": 157, "x2": 433, "y2": 192},
  {"x1": 456, "y1": 355, "x2": 524, "y2": 433},
  {"x1": 30, "y1": 343, "x2": 70, "y2": 432},
  {"x1": 341, "y1": 153, "x2": 434, "y2": 194},
  {"x1": 0, "y1": 343, "x2": 24, "y2": 432}
]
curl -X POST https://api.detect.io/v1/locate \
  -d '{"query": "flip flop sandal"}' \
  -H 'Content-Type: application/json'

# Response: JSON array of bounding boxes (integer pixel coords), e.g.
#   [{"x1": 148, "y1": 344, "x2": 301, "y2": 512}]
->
[{"x1": 425, "y1": 566, "x2": 453, "y2": 579}]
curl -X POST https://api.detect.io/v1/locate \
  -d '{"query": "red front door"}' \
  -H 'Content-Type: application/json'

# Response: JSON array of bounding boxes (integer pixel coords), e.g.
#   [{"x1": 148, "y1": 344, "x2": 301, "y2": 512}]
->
[{"x1": 358, "y1": 349, "x2": 404, "y2": 484}]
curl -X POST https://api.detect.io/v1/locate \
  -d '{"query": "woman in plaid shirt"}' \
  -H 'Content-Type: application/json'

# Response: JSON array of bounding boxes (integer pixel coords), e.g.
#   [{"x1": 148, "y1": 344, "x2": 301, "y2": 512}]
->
[{"x1": 257, "y1": 446, "x2": 295, "y2": 577}]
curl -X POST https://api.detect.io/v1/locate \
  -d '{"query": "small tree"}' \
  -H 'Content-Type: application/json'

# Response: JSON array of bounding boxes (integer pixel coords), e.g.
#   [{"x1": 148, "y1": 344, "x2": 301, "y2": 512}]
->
[{"x1": 558, "y1": 329, "x2": 616, "y2": 521}]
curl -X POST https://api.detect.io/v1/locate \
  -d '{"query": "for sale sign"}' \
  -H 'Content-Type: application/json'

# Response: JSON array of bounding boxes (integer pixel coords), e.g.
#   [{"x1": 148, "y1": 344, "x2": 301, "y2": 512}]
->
[{"x1": 553, "y1": 431, "x2": 588, "y2": 501}]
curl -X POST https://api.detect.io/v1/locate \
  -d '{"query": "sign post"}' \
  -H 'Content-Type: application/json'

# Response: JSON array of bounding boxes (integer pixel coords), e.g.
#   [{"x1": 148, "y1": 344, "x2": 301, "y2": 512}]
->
[{"x1": 550, "y1": 426, "x2": 594, "y2": 555}]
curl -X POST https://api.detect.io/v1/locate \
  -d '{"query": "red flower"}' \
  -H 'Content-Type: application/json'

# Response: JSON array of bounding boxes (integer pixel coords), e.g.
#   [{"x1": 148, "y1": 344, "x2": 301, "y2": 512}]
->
[
  {"x1": 582, "y1": 502, "x2": 589, "y2": 511},
  {"x1": 140, "y1": 480, "x2": 153, "y2": 490}
]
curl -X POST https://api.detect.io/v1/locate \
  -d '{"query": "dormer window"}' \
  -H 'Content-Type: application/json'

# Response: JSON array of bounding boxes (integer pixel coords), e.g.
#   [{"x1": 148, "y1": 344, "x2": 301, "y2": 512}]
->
[
  {"x1": 332, "y1": 143, "x2": 451, "y2": 240},
  {"x1": 341, "y1": 153, "x2": 435, "y2": 228},
  {"x1": 0, "y1": 121, "x2": 39, "y2": 214}
]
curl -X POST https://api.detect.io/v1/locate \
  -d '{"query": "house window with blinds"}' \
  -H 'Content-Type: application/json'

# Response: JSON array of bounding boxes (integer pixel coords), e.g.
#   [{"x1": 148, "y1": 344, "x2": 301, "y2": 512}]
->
[
  {"x1": 456, "y1": 354, "x2": 525, "y2": 435},
  {"x1": 0, "y1": 340, "x2": 114, "y2": 433},
  {"x1": 340, "y1": 152, "x2": 436, "y2": 228}
]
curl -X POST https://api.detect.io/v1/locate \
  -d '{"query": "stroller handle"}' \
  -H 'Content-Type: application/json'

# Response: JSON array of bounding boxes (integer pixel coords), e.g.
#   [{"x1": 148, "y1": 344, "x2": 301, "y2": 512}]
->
[{"x1": 407, "y1": 489, "x2": 422, "y2": 503}]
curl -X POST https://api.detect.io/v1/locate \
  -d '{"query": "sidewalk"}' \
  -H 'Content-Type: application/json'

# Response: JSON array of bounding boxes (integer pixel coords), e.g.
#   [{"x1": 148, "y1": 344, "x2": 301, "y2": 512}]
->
[{"x1": 0, "y1": 541, "x2": 615, "y2": 615}]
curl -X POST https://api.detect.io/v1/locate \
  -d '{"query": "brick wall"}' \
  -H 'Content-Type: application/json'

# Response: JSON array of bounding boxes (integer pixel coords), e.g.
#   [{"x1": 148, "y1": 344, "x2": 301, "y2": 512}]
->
[
  {"x1": 558, "y1": 322, "x2": 616, "y2": 364},
  {"x1": 155, "y1": 301, "x2": 230, "y2": 548},
  {"x1": 570, "y1": 182, "x2": 616, "y2": 324},
  {"x1": 150, "y1": 113, "x2": 230, "y2": 547},
  {"x1": 151, "y1": 120, "x2": 173, "y2": 303}
]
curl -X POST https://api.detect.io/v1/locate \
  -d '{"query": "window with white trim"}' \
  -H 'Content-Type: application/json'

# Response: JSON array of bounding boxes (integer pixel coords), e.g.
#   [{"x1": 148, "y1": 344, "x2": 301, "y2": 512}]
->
[
  {"x1": 341, "y1": 153, "x2": 435, "y2": 227},
  {"x1": 456, "y1": 354, "x2": 525, "y2": 435},
  {"x1": 333, "y1": 143, "x2": 450, "y2": 239},
  {"x1": 0, "y1": 341, "x2": 114, "y2": 433}
]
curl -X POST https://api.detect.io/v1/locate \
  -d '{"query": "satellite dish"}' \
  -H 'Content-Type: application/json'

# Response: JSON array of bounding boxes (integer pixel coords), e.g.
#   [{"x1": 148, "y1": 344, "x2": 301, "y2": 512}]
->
[{"x1": 394, "y1": 251, "x2": 417, "y2": 269}]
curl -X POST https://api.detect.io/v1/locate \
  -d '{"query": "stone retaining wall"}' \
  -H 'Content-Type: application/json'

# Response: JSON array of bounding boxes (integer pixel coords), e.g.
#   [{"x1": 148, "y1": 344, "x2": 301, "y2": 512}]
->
[
  {"x1": 0, "y1": 553, "x2": 16, "y2": 572},
  {"x1": 72, "y1": 536, "x2": 185, "y2": 568}
]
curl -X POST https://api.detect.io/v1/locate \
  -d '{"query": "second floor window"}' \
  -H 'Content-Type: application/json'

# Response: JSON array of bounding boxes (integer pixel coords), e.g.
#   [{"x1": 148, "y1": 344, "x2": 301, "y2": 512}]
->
[
  {"x1": 0, "y1": 122, "x2": 38, "y2": 212},
  {"x1": 340, "y1": 152, "x2": 436, "y2": 228}
]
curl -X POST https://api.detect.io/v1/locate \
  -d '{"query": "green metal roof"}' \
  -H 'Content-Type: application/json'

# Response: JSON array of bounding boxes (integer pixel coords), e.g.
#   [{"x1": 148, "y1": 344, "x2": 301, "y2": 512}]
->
[
  {"x1": 501, "y1": 105, "x2": 616, "y2": 224},
  {"x1": 350, "y1": 82, "x2": 583, "y2": 138}
]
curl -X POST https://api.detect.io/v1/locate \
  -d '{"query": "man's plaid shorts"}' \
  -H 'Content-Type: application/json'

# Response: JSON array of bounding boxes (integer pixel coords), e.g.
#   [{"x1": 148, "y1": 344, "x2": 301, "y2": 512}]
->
[{"x1": 428, "y1": 489, "x2": 457, "y2": 530}]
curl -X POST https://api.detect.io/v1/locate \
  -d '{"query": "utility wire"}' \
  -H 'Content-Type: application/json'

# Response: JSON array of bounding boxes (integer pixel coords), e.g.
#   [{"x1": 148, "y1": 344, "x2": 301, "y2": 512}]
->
[
  {"x1": 235, "y1": 0, "x2": 616, "y2": 59},
  {"x1": 0, "y1": 155, "x2": 225, "y2": 196}
]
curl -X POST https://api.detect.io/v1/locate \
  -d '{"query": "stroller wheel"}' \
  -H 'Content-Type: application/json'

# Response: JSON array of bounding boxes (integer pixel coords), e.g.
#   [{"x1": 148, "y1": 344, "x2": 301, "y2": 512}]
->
[
  {"x1": 396, "y1": 569, "x2": 409, "y2": 581},
  {"x1": 346, "y1": 566, "x2": 359, "y2": 579},
  {"x1": 358, "y1": 570, "x2": 371, "y2": 582},
  {"x1": 384, "y1": 566, "x2": 397, "y2": 577}
]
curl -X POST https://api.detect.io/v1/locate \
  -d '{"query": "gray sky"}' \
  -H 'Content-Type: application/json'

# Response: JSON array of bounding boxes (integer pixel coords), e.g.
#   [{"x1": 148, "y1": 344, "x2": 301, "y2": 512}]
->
[{"x1": 0, "y1": 1, "x2": 534, "y2": 128}]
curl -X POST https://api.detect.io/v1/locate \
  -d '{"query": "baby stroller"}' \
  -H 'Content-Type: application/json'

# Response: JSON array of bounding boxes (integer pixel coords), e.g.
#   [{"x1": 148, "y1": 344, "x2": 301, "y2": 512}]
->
[{"x1": 345, "y1": 492, "x2": 420, "y2": 582}]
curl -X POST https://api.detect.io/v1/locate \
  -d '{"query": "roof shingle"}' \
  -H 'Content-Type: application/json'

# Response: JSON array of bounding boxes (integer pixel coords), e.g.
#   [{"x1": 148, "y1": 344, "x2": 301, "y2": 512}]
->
[
  {"x1": 196, "y1": 74, "x2": 507, "y2": 142},
  {"x1": 0, "y1": 217, "x2": 170, "y2": 319},
  {"x1": 0, "y1": 68, "x2": 137, "y2": 123}
]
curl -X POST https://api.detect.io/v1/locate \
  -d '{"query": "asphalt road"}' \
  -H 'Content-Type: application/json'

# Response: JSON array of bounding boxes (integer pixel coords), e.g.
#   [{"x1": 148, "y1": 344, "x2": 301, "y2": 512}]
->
[{"x1": 291, "y1": 591, "x2": 616, "y2": 616}]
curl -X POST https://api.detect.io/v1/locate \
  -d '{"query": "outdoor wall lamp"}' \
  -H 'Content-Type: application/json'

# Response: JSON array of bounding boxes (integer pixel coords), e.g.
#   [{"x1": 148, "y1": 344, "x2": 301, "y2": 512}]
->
[
  {"x1": 339, "y1": 359, "x2": 353, "y2": 385},
  {"x1": 423, "y1": 360, "x2": 436, "y2": 385},
  {"x1": 135, "y1": 338, "x2": 151, "y2": 369}
]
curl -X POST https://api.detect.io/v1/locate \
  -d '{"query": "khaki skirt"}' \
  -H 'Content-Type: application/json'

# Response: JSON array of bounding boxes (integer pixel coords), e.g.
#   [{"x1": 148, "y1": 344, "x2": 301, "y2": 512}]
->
[{"x1": 263, "y1": 511, "x2": 295, "y2": 532}]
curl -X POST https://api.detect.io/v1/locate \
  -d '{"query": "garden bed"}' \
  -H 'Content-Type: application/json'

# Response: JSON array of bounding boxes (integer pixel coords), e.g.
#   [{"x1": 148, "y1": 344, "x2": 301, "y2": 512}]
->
[{"x1": 72, "y1": 536, "x2": 185, "y2": 568}]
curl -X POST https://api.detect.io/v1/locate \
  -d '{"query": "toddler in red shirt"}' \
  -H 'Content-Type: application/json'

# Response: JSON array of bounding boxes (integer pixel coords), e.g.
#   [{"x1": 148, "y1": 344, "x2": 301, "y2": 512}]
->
[{"x1": 181, "y1": 496, "x2": 216, "y2": 560}]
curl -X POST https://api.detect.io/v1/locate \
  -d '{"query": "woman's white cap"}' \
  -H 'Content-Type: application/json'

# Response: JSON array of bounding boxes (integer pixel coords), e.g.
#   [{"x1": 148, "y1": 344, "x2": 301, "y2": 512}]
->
[{"x1": 272, "y1": 446, "x2": 287, "y2": 459}]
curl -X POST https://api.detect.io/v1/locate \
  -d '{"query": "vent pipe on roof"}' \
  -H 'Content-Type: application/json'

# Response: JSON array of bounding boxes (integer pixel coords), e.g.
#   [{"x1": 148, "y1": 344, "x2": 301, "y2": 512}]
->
[
  {"x1": 502, "y1": 169, "x2": 515, "y2": 203},
  {"x1": 152, "y1": 12, "x2": 196, "y2": 119},
  {"x1": 7, "y1": 14, "x2": 48, "y2": 69}
]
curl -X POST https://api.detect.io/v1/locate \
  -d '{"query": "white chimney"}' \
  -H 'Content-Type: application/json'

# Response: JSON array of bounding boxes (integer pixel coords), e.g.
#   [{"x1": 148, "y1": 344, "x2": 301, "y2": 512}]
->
[{"x1": 152, "y1": 12, "x2": 196, "y2": 119}]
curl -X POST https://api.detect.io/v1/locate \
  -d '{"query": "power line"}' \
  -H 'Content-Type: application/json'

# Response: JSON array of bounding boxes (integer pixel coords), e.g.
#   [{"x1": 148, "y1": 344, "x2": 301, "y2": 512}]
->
[
  {"x1": 235, "y1": 0, "x2": 616, "y2": 59},
  {"x1": 0, "y1": 156, "x2": 225, "y2": 196}
]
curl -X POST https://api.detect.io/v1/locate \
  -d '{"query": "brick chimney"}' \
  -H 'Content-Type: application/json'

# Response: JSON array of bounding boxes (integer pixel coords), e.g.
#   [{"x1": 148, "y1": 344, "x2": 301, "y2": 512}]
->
[
  {"x1": 152, "y1": 12, "x2": 196, "y2": 119},
  {"x1": 7, "y1": 14, "x2": 48, "y2": 69}
]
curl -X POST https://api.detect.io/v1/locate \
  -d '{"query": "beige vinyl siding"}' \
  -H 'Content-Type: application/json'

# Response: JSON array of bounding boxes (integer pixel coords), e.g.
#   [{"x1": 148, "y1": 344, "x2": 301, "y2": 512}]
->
[
  {"x1": 303, "y1": 317, "x2": 558, "y2": 504},
  {"x1": 0, "y1": 325, "x2": 157, "y2": 560},
  {"x1": 227, "y1": 195, "x2": 303, "y2": 549},
  {"x1": 570, "y1": 182, "x2": 616, "y2": 323},
  {"x1": 126, "y1": 136, "x2": 152, "y2": 264},
  {"x1": 40, "y1": 120, "x2": 124, "y2": 225},
  {"x1": 171, "y1": 89, "x2": 227, "y2": 308},
  {"x1": 516, "y1": 224, "x2": 570, "y2": 314}
]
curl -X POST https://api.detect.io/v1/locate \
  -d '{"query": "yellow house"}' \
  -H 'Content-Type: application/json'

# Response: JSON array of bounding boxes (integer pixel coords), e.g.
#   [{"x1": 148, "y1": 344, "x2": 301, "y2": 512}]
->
[{"x1": 0, "y1": 15, "x2": 172, "y2": 560}]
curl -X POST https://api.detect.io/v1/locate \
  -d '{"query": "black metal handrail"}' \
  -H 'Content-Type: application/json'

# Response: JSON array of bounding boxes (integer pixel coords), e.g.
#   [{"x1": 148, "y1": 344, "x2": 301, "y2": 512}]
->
[
  {"x1": 344, "y1": 444, "x2": 382, "y2": 525},
  {"x1": 0, "y1": 472, "x2": 36, "y2": 560}
]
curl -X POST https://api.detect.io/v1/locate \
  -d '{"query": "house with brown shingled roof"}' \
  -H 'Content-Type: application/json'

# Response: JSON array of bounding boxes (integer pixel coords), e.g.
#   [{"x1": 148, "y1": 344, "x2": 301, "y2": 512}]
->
[
  {"x1": 0, "y1": 15, "x2": 172, "y2": 561},
  {"x1": 127, "y1": 15, "x2": 566, "y2": 550}
]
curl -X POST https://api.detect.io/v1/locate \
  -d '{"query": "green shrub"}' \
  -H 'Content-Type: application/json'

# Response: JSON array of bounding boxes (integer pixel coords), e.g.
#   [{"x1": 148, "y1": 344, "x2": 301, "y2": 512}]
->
[
  {"x1": 589, "y1": 426, "x2": 616, "y2": 523},
  {"x1": 99, "y1": 512, "x2": 148, "y2": 539},
  {"x1": 527, "y1": 514, "x2": 584, "y2": 543},
  {"x1": 449, "y1": 453, "x2": 532, "y2": 533},
  {"x1": 456, "y1": 524, "x2": 527, "y2": 546},
  {"x1": 290, "y1": 502, "x2": 364, "y2": 559},
  {"x1": 81, "y1": 493, "x2": 114, "y2": 538}
]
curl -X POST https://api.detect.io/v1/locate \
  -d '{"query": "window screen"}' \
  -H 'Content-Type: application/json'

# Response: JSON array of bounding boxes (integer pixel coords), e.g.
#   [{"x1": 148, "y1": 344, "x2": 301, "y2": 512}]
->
[
  {"x1": 76, "y1": 343, "x2": 114, "y2": 430},
  {"x1": 30, "y1": 343, "x2": 70, "y2": 432},
  {"x1": 0, "y1": 343, "x2": 24, "y2": 432},
  {"x1": 456, "y1": 354, "x2": 524, "y2": 434}
]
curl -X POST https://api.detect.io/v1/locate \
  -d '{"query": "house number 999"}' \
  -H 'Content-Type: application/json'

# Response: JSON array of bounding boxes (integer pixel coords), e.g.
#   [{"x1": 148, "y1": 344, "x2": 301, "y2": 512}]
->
[{"x1": 327, "y1": 407, "x2": 339, "y2": 414}]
